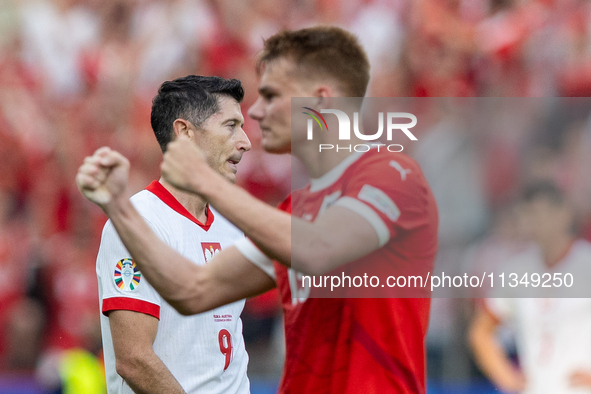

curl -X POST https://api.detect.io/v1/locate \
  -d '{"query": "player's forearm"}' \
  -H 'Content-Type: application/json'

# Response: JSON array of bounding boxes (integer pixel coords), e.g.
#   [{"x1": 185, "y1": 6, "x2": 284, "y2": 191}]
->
[
  {"x1": 202, "y1": 179, "x2": 328, "y2": 273},
  {"x1": 117, "y1": 350, "x2": 186, "y2": 394},
  {"x1": 198, "y1": 172, "x2": 292, "y2": 264},
  {"x1": 201, "y1": 176, "x2": 380, "y2": 275},
  {"x1": 469, "y1": 321, "x2": 524, "y2": 391},
  {"x1": 102, "y1": 197, "x2": 208, "y2": 314}
]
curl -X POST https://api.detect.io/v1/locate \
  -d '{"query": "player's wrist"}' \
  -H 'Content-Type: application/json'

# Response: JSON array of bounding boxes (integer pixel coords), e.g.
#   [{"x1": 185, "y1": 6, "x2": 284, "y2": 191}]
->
[{"x1": 101, "y1": 193, "x2": 130, "y2": 217}]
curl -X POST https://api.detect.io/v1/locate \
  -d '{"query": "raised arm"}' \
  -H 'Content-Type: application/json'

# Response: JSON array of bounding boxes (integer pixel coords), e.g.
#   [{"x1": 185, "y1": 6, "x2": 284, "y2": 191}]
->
[
  {"x1": 77, "y1": 147, "x2": 275, "y2": 316},
  {"x1": 161, "y1": 136, "x2": 381, "y2": 276},
  {"x1": 102, "y1": 196, "x2": 275, "y2": 315},
  {"x1": 166, "y1": 165, "x2": 379, "y2": 275}
]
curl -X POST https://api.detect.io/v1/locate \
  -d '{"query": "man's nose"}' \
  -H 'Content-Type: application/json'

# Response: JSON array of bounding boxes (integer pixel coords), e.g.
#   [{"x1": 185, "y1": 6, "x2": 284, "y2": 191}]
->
[
  {"x1": 247, "y1": 97, "x2": 264, "y2": 121},
  {"x1": 236, "y1": 127, "x2": 252, "y2": 152}
]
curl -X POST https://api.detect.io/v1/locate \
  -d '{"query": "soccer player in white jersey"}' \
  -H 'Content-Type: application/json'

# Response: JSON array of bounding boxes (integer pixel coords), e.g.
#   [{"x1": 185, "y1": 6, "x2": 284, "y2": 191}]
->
[
  {"x1": 469, "y1": 181, "x2": 591, "y2": 394},
  {"x1": 89, "y1": 75, "x2": 271, "y2": 394}
]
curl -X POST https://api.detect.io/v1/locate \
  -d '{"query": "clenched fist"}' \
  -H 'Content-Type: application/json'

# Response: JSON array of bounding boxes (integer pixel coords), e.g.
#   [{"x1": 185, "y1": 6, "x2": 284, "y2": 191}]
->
[{"x1": 76, "y1": 147, "x2": 130, "y2": 210}]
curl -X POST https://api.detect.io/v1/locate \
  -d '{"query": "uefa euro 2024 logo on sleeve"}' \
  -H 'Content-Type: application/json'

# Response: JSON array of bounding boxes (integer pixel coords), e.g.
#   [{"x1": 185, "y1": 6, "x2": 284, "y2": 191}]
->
[
  {"x1": 302, "y1": 107, "x2": 417, "y2": 152},
  {"x1": 114, "y1": 258, "x2": 141, "y2": 291}
]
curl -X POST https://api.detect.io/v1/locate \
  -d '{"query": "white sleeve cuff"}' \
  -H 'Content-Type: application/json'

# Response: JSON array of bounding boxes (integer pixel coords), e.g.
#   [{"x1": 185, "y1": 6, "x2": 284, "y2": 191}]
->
[
  {"x1": 333, "y1": 197, "x2": 391, "y2": 247},
  {"x1": 234, "y1": 238, "x2": 276, "y2": 281}
]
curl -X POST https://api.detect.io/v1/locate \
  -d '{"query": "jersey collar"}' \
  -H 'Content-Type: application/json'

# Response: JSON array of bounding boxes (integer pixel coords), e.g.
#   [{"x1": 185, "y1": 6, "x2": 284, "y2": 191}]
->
[{"x1": 146, "y1": 180, "x2": 214, "y2": 231}]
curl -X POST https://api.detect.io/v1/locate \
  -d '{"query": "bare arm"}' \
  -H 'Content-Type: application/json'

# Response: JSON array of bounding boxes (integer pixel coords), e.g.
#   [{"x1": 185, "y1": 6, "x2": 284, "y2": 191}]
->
[
  {"x1": 180, "y1": 168, "x2": 379, "y2": 275},
  {"x1": 468, "y1": 307, "x2": 526, "y2": 393},
  {"x1": 77, "y1": 148, "x2": 275, "y2": 315},
  {"x1": 104, "y1": 197, "x2": 276, "y2": 314},
  {"x1": 109, "y1": 310, "x2": 185, "y2": 393},
  {"x1": 162, "y1": 136, "x2": 380, "y2": 275},
  {"x1": 569, "y1": 370, "x2": 591, "y2": 389}
]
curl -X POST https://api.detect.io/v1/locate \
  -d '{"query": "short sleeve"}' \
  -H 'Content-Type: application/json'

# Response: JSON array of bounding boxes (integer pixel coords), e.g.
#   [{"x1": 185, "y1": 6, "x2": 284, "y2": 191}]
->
[
  {"x1": 233, "y1": 196, "x2": 292, "y2": 281},
  {"x1": 234, "y1": 238, "x2": 276, "y2": 280},
  {"x1": 96, "y1": 220, "x2": 164, "y2": 319},
  {"x1": 333, "y1": 152, "x2": 434, "y2": 247}
]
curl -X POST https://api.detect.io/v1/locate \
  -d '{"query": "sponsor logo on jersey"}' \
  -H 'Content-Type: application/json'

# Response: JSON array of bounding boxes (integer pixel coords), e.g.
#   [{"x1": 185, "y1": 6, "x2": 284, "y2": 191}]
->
[
  {"x1": 213, "y1": 313, "x2": 233, "y2": 322},
  {"x1": 201, "y1": 242, "x2": 222, "y2": 263},
  {"x1": 358, "y1": 184, "x2": 400, "y2": 221},
  {"x1": 389, "y1": 160, "x2": 412, "y2": 180},
  {"x1": 114, "y1": 258, "x2": 141, "y2": 291}
]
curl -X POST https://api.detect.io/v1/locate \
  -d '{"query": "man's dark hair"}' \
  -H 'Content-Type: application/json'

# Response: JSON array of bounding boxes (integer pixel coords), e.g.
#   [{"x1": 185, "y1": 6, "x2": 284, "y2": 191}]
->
[
  {"x1": 522, "y1": 180, "x2": 565, "y2": 206},
  {"x1": 257, "y1": 26, "x2": 370, "y2": 97},
  {"x1": 151, "y1": 75, "x2": 244, "y2": 152}
]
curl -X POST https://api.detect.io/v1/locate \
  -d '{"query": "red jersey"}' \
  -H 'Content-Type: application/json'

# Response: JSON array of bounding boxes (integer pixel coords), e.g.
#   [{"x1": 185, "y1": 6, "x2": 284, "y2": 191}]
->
[{"x1": 275, "y1": 149, "x2": 438, "y2": 394}]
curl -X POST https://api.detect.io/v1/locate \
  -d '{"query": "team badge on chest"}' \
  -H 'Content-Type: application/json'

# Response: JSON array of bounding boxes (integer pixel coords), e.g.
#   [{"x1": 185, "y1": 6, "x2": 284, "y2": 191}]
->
[
  {"x1": 114, "y1": 258, "x2": 141, "y2": 291},
  {"x1": 201, "y1": 243, "x2": 221, "y2": 263}
]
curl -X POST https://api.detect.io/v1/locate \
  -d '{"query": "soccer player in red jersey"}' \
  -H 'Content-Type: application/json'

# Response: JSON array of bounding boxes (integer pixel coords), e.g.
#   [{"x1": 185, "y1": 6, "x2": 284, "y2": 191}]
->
[{"x1": 77, "y1": 26, "x2": 438, "y2": 393}]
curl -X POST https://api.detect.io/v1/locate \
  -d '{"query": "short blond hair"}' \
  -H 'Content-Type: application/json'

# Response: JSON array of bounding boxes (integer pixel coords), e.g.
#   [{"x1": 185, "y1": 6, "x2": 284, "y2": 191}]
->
[{"x1": 257, "y1": 26, "x2": 370, "y2": 97}]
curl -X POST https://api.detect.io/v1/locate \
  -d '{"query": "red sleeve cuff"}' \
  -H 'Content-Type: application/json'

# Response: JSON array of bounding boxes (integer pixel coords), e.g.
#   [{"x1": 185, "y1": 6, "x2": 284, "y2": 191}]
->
[{"x1": 102, "y1": 297, "x2": 160, "y2": 319}]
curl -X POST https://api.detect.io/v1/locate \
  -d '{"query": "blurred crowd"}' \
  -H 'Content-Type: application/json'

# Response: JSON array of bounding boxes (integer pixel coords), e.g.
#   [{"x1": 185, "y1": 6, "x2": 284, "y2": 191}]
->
[{"x1": 2, "y1": 0, "x2": 591, "y2": 392}]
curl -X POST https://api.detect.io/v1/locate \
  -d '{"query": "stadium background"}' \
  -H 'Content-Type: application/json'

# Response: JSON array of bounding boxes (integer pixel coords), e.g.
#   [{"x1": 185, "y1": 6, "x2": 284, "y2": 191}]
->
[{"x1": 1, "y1": 0, "x2": 591, "y2": 393}]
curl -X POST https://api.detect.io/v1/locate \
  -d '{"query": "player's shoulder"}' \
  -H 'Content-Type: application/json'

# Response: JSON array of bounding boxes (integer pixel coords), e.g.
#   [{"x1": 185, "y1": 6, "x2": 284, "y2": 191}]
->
[
  {"x1": 357, "y1": 148, "x2": 418, "y2": 166},
  {"x1": 129, "y1": 189, "x2": 161, "y2": 213},
  {"x1": 566, "y1": 239, "x2": 591, "y2": 269},
  {"x1": 345, "y1": 149, "x2": 428, "y2": 193},
  {"x1": 348, "y1": 149, "x2": 420, "y2": 177},
  {"x1": 129, "y1": 188, "x2": 179, "y2": 228},
  {"x1": 99, "y1": 189, "x2": 164, "y2": 237},
  {"x1": 572, "y1": 238, "x2": 591, "y2": 255}
]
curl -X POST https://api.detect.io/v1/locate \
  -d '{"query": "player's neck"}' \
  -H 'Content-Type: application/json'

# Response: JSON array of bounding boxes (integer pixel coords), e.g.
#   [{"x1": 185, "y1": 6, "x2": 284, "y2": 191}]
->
[
  {"x1": 541, "y1": 234, "x2": 575, "y2": 268},
  {"x1": 292, "y1": 141, "x2": 356, "y2": 179},
  {"x1": 159, "y1": 177, "x2": 209, "y2": 223},
  {"x1": 293, "y1": 102, "x2": 366, "y2": 178}
]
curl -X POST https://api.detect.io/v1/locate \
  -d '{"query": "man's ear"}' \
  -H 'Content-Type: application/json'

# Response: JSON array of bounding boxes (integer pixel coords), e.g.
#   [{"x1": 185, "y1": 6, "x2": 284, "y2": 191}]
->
[
  {"x1": 172, "y1": 119, "x2": 194, "y2": 139},
  {"x1": 314, "y1": 85, "x2": 334, "y2": 109}
]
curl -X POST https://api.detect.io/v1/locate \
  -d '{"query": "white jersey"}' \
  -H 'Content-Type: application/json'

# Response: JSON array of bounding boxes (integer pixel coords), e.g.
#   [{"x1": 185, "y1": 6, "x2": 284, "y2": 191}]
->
[
  {"x1": 97, "y1": 181, "x2": 249, "y2": 394},
  {"x1": 486, "y1": 240, "x2": 591, "y2": 394}
]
